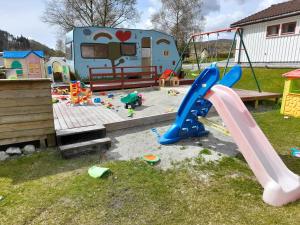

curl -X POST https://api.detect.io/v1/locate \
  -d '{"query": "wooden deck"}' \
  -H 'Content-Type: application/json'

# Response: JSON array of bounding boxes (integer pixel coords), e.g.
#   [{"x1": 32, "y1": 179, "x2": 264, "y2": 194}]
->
[
  {"x1": 53, "y1": 103, "x2": 125, "y2": 134},
  {"x1": 235, "y1": 89, "x2": 281, "y2": 101},
  {"x1": 53, "y1": 88, "x2": 281, "y2": 136}
]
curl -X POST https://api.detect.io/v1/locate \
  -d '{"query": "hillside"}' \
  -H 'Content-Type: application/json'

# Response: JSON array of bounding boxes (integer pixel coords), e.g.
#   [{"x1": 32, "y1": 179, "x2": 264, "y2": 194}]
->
[
  {"x1": 191, "y1": 39, "x2": 235, "y2": 55},
  {"x1": 0, "y1": 29, "x2": 65, "y2": 58}
]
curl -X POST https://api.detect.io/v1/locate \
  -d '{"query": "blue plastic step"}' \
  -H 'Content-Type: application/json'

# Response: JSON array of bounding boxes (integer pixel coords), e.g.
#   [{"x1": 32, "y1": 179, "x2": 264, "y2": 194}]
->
[{"x1": 159, "y1": 64, "x2": 242, "y2": 145}]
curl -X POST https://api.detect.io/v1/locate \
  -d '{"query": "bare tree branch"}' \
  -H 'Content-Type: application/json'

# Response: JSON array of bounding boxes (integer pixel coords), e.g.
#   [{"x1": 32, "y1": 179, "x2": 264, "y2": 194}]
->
[
  {"x1": 151, "y1": 0, "x2": 204, "y2": 51},
  {"x1": 42, "y1": 0, "x2": 139, "y2": 32}
]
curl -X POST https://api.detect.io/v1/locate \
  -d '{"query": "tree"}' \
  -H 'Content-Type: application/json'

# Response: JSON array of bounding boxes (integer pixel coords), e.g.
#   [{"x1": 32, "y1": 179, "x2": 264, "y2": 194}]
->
[
  {"x1": 56, "y1": 39, "x2": 65, "y2": 52},
  {"x1": 151, "y1": 0, "x2": 204, "y2": 53},
  {"x1": 42, "y1": 0, "x2": 139, "y2": 32}
]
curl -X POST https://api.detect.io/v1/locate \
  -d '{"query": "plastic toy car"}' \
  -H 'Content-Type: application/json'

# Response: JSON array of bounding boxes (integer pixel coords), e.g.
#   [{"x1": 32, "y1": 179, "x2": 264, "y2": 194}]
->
[{"x1": 121, "y1": 91, "x2": 142, "y2": 109}]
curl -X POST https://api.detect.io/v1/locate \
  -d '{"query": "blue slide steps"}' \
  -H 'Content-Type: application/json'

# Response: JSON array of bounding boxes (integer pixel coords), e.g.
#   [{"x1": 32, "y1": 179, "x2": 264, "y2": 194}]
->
[{"x1": 159, "y1": 64, "x2": 242, "y2": 145}]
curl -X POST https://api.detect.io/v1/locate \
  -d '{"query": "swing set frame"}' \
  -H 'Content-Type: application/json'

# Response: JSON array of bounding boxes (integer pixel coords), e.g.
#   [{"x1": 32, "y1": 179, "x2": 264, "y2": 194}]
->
[{"x1": 175, "y1": 27, "x2": 262, "y2": 92}]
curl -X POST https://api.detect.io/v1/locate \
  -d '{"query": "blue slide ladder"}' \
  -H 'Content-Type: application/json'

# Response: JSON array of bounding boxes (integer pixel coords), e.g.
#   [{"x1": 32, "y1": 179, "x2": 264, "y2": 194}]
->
[{"x1": 159, "y1": 64, "x2": 242, "y2": 144}]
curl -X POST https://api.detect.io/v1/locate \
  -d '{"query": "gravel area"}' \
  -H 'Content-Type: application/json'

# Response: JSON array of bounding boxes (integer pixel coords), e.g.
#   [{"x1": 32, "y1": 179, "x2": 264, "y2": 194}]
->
[{"x1": 104, "y1": 117, "x2": 238, "y2": 170}]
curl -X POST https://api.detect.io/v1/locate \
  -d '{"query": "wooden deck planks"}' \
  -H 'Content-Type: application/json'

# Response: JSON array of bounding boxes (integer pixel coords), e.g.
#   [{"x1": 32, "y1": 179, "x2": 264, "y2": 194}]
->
[
  {"x1": 234, "y1": 89, "x2": 281, "y2": 101},
  {"x1": 53, "y1": 103, "x2": 124, "y2": 132},
  {"x1": 53, "y1": 104, "x2": 69, "y2": 130}
]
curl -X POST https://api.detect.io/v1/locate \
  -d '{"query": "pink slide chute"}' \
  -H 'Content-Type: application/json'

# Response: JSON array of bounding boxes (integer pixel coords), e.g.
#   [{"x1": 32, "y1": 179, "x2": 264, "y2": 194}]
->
[{"x1": 205, "y1": 85, "x2": 300, "y2": 206}]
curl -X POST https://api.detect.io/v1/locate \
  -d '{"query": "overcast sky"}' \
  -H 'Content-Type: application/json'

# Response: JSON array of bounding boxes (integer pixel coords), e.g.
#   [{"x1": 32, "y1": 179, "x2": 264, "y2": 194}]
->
[{"x1": 0, "y1": 0, "x2": 286, "y2": 49}]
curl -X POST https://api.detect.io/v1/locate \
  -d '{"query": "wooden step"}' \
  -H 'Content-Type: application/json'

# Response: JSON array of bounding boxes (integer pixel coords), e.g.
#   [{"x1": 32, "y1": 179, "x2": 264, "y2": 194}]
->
[{"x1": 59, "y1": 137, "x2": 111, "y2": 158}]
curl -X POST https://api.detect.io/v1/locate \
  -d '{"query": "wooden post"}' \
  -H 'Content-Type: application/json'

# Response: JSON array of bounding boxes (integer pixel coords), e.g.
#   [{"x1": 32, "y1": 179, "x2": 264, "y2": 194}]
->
[
  {"x1": 47, "y1": 134, "x2": 57, "y2": 147},
  {"x1": 154, "y1": 66, "x2": 158, "y2": 86},
  {"x1": 121, "y1": 67, "x2": 124, "y2": 89},
  {"x1": 89, "y1": 68, "x2": 93, "y2": 92},
  {"x1": 40, "y1": 138, "x2": 47, "y2": 149},
  {"x1": 254, "y1": 100, "x2": 259, "y2": 109}
]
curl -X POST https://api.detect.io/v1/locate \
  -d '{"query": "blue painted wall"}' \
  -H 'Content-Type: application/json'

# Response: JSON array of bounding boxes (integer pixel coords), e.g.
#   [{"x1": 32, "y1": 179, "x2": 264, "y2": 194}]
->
[{"x1": 65, "y1": 27, "x2": 181, "y2": 81}]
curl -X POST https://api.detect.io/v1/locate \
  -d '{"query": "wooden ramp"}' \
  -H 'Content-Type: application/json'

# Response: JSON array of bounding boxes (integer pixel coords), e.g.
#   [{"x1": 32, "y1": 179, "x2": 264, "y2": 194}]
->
[{"x1": 53, "y1": 103, "x2": 124, "y2": 158}]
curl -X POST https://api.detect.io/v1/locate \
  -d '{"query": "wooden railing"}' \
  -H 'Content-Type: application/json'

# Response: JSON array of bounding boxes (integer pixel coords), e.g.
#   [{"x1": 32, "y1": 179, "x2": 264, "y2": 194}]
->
[{"x1": 89, "y1": 66, "x2": 158, "y2": 91}]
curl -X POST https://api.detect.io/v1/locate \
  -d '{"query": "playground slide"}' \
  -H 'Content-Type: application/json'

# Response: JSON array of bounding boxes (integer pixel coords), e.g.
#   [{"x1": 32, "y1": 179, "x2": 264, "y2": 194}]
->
[
  {"x1": 205, "y1": 85, "x2": 300, "y2": 206},
  {"x1": 159, "y1": 64, "x2": 242, "y2": 144},
  {"x1": 159, "y1": 65, "x2": 219, "y2": 144}
]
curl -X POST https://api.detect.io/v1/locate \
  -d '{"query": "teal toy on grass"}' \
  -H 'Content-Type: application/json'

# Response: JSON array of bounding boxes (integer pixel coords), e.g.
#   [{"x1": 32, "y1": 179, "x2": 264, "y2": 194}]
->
[
  {"x1": 88, "y1": 166, "x2": 110, "y2": 178},
  {"x1": 290, "y1": 148, "x2": 300, "y2": 158}
]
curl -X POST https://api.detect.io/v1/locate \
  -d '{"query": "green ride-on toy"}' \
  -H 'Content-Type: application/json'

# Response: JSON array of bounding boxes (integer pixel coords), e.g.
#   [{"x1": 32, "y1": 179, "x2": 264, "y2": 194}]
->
[{"x1": 121, "y1": 91, "x2": 142, "y2": 109}]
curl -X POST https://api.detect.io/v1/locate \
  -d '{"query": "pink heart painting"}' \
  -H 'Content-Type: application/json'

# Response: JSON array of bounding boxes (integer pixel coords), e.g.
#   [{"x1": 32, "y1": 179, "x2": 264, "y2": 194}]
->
[{"x1": 116, "y1": 30, "x2": 131, "y2": 42}]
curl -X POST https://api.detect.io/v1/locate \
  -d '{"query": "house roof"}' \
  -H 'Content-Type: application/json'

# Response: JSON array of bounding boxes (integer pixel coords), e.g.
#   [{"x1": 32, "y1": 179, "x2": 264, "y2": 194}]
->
[
  {"x1": 231, "y1": 0, "x2": 300, "y2": 27},
  {"x1": 283, "y1": 69, "x2": 300, "y2": 79},
  {"x1": 3, "y1": 50, "x2": 44, "y2": 59}
]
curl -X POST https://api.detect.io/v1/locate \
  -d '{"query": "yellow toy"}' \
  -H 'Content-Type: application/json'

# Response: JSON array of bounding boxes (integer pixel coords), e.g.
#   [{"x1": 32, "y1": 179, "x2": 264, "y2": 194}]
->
[
  {"x1": 70, "y1": 81, "x2": 92, "y2": 105},
  {"x1": 281, "y1": 69, "x2": 300, "y2": 118}
]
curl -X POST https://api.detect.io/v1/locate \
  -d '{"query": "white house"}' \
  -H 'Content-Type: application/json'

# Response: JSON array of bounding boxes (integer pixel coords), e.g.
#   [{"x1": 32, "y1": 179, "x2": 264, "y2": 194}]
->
[{"x1": 231, "y1": 0, "x2": 300, "y2": 65}]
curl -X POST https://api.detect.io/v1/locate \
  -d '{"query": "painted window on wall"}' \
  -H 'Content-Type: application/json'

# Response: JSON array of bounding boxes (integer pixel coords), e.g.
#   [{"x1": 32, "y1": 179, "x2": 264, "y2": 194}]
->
[
  {"x1": 28, "y1": 63, "x2": 41, "y2": 75},
  {"x1": 47, "y1": 66, "x2": 52, "y2": 74},
  {"x1": 291, "y1": 79, "x2": 300, "y2": 94},
  {"x1": 266, "y1": 24, "x2": 280, "y2": 37},
  {"x1": 81, "y1": 43, "x2": 108, "y2": 59},
  {"x1": 120, "y1": 43, "x2": 136, "y2": 56},
  {"x1": 63, "y1": 66, "x2": 68, "y2": 74},
  {"x1": 66, "y1": 42, "x2": 73, "y2": 60},
  {"x1": 281, "y1": 22, "x2": 296, "y2": 35},
  {"x1": 11, "y1": 61, "x2": 23, "y2": 76}
]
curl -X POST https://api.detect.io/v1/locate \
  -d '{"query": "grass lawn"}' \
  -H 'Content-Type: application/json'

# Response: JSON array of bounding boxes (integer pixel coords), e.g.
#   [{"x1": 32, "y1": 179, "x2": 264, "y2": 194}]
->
[
  {"x1": 185, "y1": 67, "x2": 294, "y2": 93},
  {"x1": 1, "y1": 110, "x2": 300, "y2": 225}
]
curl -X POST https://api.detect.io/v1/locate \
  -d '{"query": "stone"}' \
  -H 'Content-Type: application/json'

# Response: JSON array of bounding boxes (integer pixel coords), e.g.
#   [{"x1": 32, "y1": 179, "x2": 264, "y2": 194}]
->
[
  {"x1": 23, "y1": 145, "x2": 36, "y2": 155},
  {"x1": 0, "y1": 151, "x2": 9, "y2": 161},
  {"x1": 6, "y1": 147, "x2": 22, "y2": 155}
]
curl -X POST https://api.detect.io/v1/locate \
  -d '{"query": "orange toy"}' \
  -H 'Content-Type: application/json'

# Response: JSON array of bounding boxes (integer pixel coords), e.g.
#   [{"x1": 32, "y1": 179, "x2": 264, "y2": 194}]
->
[{"x1": 70, "y1": 81, "x2": 92, "y2": 105}]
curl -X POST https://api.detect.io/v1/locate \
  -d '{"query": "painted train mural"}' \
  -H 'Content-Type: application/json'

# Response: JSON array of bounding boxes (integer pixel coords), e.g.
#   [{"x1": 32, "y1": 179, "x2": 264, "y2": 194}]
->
[{"x1": 65, "y1": 27, "x2": 181, "y2": 81}]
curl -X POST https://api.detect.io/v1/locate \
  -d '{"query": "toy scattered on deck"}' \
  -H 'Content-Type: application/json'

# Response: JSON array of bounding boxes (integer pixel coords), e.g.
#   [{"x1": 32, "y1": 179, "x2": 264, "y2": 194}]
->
[
  {"x1": 70, "y1": 81, "x2": 92, "y2": 106},
  {"x1": 107, "y1": 93, "x2": 114, "y2": 98},
  {"x1": 93, "y1": 97, "x2": 101, "y2": 104},
  {"x1": 121, "y1": 91, "x2": 142, "y2": 109},
  {"x1": 52, "y1": 98, "x2": 59, "y2": 104},
  {"x1": 52, "y1": 87, "x2": 69, "y2": 95},
  {"x1": 128, "y1": 107, "x2": 134, "y2": 117},
  {"x1": 101, "y1": 100, "x2": 114, "y2": 109},
  {"x1": 168, "y1": 89, "x2": 180, "y2": 96},
  {"x1": 290, "y1": 148, "x2": 300, "y2": 158}
]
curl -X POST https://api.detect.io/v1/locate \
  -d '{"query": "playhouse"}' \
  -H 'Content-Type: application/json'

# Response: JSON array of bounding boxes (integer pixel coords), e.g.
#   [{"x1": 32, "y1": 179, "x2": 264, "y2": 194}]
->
[
  {"x1": 65, "y1": 27, "x2": 181, "y2": 82},
  {"x1": 45, "y1": 57, "x2": 70, "y2": 83},
  {"x1": 3, "y1": 51, "x2": 46, "y2": 79},
  {"x1": 281, "y1": 69, "x2": 300, "y2": 118}
]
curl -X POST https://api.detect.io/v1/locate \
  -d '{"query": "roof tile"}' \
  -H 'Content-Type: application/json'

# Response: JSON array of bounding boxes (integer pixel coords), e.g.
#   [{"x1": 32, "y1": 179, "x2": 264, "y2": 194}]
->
[
  {"x1": 231, "y1": 0, "x2": 300, "y2": 27},
  {"x1": 3, "y1": 51, "x2": 44, "y2": 59}
]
